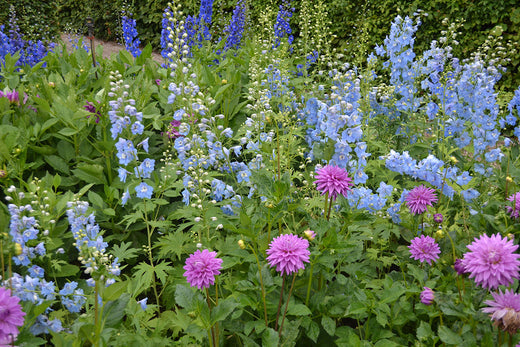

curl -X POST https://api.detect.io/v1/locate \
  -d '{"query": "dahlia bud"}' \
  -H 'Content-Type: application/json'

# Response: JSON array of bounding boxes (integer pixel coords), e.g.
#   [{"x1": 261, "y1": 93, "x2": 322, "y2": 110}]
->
[
  {"x1": 433, "y1": 213, "x2": 443, "y2": 224},
  {"x1": 420, "y1": 287, "x2": 434, "y2": 305},
  {"x1": 238, "y1": 240, "x2": 246, "y2": 249}
]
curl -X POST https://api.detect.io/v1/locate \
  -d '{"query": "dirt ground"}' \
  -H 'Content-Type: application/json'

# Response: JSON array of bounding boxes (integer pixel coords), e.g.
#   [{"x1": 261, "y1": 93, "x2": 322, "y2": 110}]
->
[{"x1": 58, "y1": 33, "x2": 163, "y2": 63}]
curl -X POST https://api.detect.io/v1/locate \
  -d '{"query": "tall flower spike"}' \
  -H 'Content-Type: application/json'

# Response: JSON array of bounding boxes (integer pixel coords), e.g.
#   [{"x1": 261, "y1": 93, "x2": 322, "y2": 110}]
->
[
  {"x1": 266, "y1": 234, "x2": 310, "y2": 276},
  {"x1": 314, "y1": 165, "x2": 353, "y2": 201},
  {"x1": 462, "y1": 233, "x2": 520, "y2": 290}
]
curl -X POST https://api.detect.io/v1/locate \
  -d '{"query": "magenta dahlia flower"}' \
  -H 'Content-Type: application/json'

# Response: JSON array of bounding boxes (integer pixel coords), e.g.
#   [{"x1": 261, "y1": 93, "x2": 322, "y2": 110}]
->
[
  {"x1": 405, "y1": 185, "x2": 437, "y2": 215},
  {"x1": 409, "y1": 235, "x2": 441, "y2": 265},
  {"x1": 266, "y1": 234, "x2": 310, "y2": 276},
  {"x1": 314, "y1": 165, "x2": 353, "y2": 201},
  {"x1": 506, "y1": 192, "x2": 520, "y2": 219},
  {"x1": 453, "y1": 258, "x2": 467, "y2": 275},
  {"x1": 183, "y1": 249, "x2": 223, "y2": 290},
  {"x1": 482, "y1": 289, "x2": 520, "y2": 334},
  {"x1": 462, "y1": 233, "x2": 520, "y2": 290},
  {"x1": 420, "y1": 287, "x2": 434, "y2": 305},
  {"x1": 0, "y1": 287, "x2": 26, "y2": 344}
]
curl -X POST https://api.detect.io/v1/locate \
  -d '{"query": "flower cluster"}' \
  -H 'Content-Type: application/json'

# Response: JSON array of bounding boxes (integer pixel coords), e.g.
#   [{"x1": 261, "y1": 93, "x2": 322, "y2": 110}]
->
[
  {"x1": 223, "y1": 0, "x2": 246, "y2": 51},
  {"x1": 273, "y1": 0, "x2": 294, "y2": 47},
  {"x1": 108, "y1": 71, "x2": 155, "y2": 205},
  {"x1": 66, "y1": 199, "x2": 120, "y2": 286},
  {"x1": 122, "y1": 12, "x2": 141, "y2": 58}
]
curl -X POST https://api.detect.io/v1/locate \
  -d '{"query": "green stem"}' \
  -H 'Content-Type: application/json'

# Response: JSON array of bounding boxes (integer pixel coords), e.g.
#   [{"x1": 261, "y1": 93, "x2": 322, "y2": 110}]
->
[
  {"x1": 206, "y1": 288, "x2": 217, "y2": 347},
  {"x1": 143, "y1": 199, "x2": 160, "y2": 307},
  {"x1": 305, "y1": 261, "x2": 314, "y2": 306},
  {"x1": 326, "y1": 194, "x2": 333, "y2": 221},
  {"x1": 279, "y1": 273, "x2": 297, "y2": 338},
  {"x1": 275, "y1": 276, "x2": 286, "y2": 331},
  {"x1": 250, "y1": 245, "x2": 268, "y2": 327}
]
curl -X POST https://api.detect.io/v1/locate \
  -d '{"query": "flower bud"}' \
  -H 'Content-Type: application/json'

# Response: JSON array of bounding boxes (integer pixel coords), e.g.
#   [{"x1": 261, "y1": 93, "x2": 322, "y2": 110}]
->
[
  {"x1": 14, "y1": 243, "x2": 22, "y2": 255},
  {"x1": 304, "y1": 229, "x2": 316, "y2": 241},
  {"x1": 238, "y1": 240, "x2": 246, "y2": 249}
]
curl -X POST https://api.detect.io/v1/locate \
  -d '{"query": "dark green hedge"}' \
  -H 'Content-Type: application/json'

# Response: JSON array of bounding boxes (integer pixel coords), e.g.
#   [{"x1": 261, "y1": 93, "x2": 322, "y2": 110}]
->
[{"x1": 1, "y1": 0, "x2": 519, "y2": 90}]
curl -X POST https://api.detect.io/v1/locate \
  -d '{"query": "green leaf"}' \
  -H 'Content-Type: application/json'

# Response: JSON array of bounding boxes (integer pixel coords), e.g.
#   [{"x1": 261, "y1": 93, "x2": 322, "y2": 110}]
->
[
  {"x1": 103, "y1": 293, "x2": 130, "y2": 328},
  {"x1": 210, "y1": 297, "x2": 239, "y2": 324},
  {"x1": 175, "y1": 284, "x2": 196, "y2": 310},
  {"x1": 58, "y1": 127, "x2": 79, "y2": 136},
  {"x1": 417, "y1": 321, "x2": 433, "y2": 341},
  {"x1": 111, "y1": 241, "x2": 139, "y2": 262},
  {"x1": 88, "y1": 191, "x2": 104, "y2": 208},
  {"x1": 261, "y1": 328, "x2": 279, "y2": 347},
  {"x1": 103, "y1": 281, "x2": 128, "y2": 301},
  {"x1": 321, "y1": 315, "x2": 336, "y2": 336},
  {"x1": 153, "y1": 261, "x2": 172, "y2": 285},
  {"x1": 72, "y1": 164, "x2": 105, "y2": 185},
  {"x1": 48, "y1": 264, "x2": 80, "y2": 277},
  {"x1": 438, "y1": 325, "x2": 463, "y2": 345},
  {"x1": 287, "y1": 303, "x2": 311, "y2": 316}
]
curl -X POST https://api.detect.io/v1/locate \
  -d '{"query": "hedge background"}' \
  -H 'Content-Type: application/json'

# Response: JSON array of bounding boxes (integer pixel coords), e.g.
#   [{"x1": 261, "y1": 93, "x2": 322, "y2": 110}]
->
[{"x1": 0, "y1": 0, "x2": 519, "y2": 91}]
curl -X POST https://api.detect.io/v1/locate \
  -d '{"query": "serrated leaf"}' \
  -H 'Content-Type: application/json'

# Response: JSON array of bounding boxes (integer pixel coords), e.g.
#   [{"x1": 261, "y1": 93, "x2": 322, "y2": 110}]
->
[
  {"x1": 438, "y1": 325, "x2": 463, "y2": 345},
  {"x1": 261, "y1": 328, "x2": 279, "y2": 347},
  {"x1": 211, "y1": 298, "x2": 239, "y2": 324},
  {"x1": 287, "y1": 303, "x2": 311, "y2": 316},
  {"x1": 111, "y1": 241, "x2": 139, "y2": 262},
  {"x1": 156, "y1": 231, "x2": 192, "y2": 260},
  {"x1": 417, "y1": 320, "x2": 433, "y2": 341},
  {"x1": 175, "y1": 284, "x2": 196, "y2": 310},
  {"x1": 154, "y1": 261, "x2": 172, "y2": 285},
  {"x1": 321, "y1": 315, "x2": 336, "y2": 336}
]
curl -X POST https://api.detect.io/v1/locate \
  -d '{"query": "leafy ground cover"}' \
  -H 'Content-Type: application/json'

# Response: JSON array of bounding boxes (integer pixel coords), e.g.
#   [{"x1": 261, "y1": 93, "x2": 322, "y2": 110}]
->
[{"x1": 1, "y1": 1, "x2": 520, "y2": 346}]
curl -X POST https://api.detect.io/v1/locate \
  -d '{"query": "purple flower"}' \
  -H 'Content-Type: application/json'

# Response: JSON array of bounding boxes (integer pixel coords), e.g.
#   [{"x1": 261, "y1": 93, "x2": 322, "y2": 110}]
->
[
  {"x1": 84, "y1": 101, "x2": 101, "y2": 123},
  {"x1": 482, "y1": 289, "x2": 520, "y2": 334},
  {"x1": 183, "y1": 249, "x2": 223, "y2": 290},
  {"x1": 405, "y1": 185, "x2": 438, "y2": 215},
  {"x1": 266, "y1": 234, "x2": 310, "y2": 276},
  {"x1": 409, "y1": 235, "x2": 440, "y2": 265},
  {"x1": 453, "y1": 258, "x2": 467, "y2": 275},
  {"x1": 314, "y1": 165, "x2": 353, "y2": 201},
  {"x1": 420, "y1": 287, "x2": 434, "y2": 305},
  {"x1": 506, "y1": 192, "x2": 520, "y2": 219},
  {"x1": 462, "y1": 233, "x2": 520, "y2": 290},
  {"x1": 0, "y1": 90, "x2": 20, "y2": 104},
  {"x1": 433, "y1": 213, "x2": 443, "y2": 223},
  {"x1": 304, "y1": 229, "x2": 316, "y2": 241},
  {"x1": 0, "y1": 287, "x2": 26, "y2": 344}
]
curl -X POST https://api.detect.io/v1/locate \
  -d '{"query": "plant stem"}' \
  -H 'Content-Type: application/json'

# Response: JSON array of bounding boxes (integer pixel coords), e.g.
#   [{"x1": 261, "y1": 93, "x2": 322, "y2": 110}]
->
[
  {"x1": 250, "y1": 245, "x2": 268, "y2": 327},
  {"x1": 305, "y1": 261, "x2": 314, "y2": 306},
  {"x1": 279, "y1": 273, "x2": 297, "y2": 337},
  {"x1": 206, "y1": 288, "x2": 217, "y2": 347},
  {"x1": 275, "y1": 275, "x2": 286, "y2": 331},
  {"x1": 326, "y1": 194, "x2": 333, "y2": 221},
  {"x1": 143, "y1": 199, "x2": 160, "y2": 307}
]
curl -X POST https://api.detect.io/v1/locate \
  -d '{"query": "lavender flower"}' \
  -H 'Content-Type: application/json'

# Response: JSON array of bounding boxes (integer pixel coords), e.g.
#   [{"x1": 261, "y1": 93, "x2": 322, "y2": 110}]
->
[
  {"x1": 0, "y1": 286, "x2": 26, "y2": 344},
  {"x1": 420, "y1": 287, "x2": 434, "y2": 305},
  {"x1": 453, "y1": 258, "x2": 467, "y2": 275},
  {"x1": 183, "y1": 249, "x2": 223, "y2": 290},
  {"x1": 405, "y1": 185, "x2": 438, "y2": 215},
  {"x1": 506, "y1": 192, "x2": 520, "y2": 219},
  {"x1": 462, "y1": 233, "x2": 520, "y2": 290},
  {"x1": 266, "y1": 234, "x2": 310, "y2": 276},
  {"x1": 314, "y1": 165, "x2": 353, "y2": 200},
  {"x1": 409, "y1": 235, "x2": 440, "y2": 265},
  {"x1": 482, "y1": 289, "x2": 520, "y2": 334}
]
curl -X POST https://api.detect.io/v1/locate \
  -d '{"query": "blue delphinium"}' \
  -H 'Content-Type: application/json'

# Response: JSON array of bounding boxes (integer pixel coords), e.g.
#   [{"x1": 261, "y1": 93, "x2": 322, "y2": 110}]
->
[
  {"x1": 273, "y1": 0, "x2": 294, "y2": 48},
  {"x1": 223, "y1": 0, "x2": 246, "y2": 51},
  {"x1": 122, "y1": 12, "x2": 142, "y2": 58}
]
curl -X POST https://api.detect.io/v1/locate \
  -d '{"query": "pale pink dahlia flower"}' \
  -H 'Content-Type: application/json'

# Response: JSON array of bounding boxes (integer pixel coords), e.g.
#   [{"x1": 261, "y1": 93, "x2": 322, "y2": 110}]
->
[
  {"x1": 405, "y1": 185, "x2": 438, "y2": 215},
  {"x1": 462, "y1": 233, "x2": 520, "y2": 290},
  {"x1": 314, "y1": 165, "x2": 353, "y2": 201},
  {"x1": 266, "y1": 234, "x2": 310, "y2": 276},
  {"x1": 482, "y1": 289, "x2": 520, "y2": 334},
  {"x1": 0, "y1": 287, "x2": 26, "y2": 344},
  {"x1": 506, "y1": 192, "x2": 520, "y2": 219},
  {"x1": 409, "y1": 235, "x2": 441, "y2": 265},
  {"x1": 183, "y1": 249, "x2": 223, "y2": 290},
  {"x1": 420, "y1": 287, "x2": 434, "y2": 305}
]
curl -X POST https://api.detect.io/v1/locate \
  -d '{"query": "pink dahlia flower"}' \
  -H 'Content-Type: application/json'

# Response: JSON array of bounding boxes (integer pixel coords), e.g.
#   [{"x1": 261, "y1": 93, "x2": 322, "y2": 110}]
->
[
  {"x1": 0, "y1": 287, "x2": 26, "y2": 344},
  {"x1": 420, "y1": 287, "x2": 434, "y2": 305},
  {"x1": 314, "y1": 165, "x2": 353, "y2": 201},
  {"x1": 462, "y1": 233, "x2": 520, "y2": 290},
  {"x1": 506, "y1": 192, "x2": 520, "y2": 219},
  {"x1": 266, "y1": 234, "x2": 310, "y2": 276},
  {"x1": 183, "y1": 249, "x2": 223, "y2": 290},
  {"x1": 405, "y1": 185, "x2": 437, "y2": 215},
  {"x1": 482, "y1": 289, "x2": 520, "y2": 334},
  {"x1": 409, "y1": 235, "x2": 441, "y2": 265}
]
